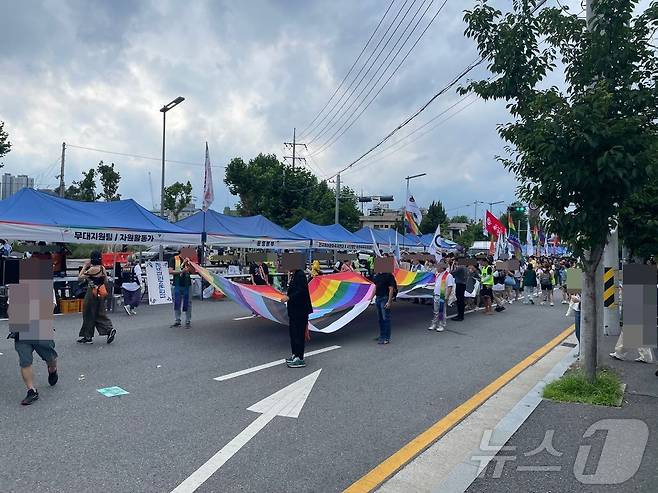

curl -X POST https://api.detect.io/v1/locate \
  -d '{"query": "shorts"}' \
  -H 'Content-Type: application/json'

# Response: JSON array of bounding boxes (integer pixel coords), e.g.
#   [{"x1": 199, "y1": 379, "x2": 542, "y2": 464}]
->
[
  {"x1": 541, "y1": 284, "x2": 553, "y2": 290},
  {"x1": 480, "y1": 286, "x2": 493, "y2": 298},
  {"x1": 14, "y1": 339, "x2": 58, "y2": 368}
]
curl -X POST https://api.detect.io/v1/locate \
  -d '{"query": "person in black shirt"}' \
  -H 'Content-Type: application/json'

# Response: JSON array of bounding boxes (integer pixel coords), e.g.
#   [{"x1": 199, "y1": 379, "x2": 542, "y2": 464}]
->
[
  {"x1": 373, "y1": 271, "x2": 397, "y2": 344},
  {"x1": 249, "y1": 261, "x2": 269, "y2": 286},
  {"x1": 282, "y1": 268, "x2": 313, "y2": 368},
  {"x1": 450, "y1": 259, "x2": 468, "y2": 321}
]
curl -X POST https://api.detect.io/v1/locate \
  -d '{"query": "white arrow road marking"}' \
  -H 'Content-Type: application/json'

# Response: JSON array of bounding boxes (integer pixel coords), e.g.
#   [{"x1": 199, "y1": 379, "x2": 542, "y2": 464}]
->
[
  {"x1": 171, "y1": 369, "x2": 322, "y2": 493},
  {"x1": 214, "y1": 345, "x2": 340, "y2": 381}
]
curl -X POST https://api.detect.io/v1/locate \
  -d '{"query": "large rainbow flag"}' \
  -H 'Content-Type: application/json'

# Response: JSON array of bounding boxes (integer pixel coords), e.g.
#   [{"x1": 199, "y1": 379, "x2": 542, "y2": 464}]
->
[
  {"x1": 394, "y1": 268, "x2": 435, "y2": 295},
  {"x1": 191, "y1": 263, "x2": 376, "y2": 333}
]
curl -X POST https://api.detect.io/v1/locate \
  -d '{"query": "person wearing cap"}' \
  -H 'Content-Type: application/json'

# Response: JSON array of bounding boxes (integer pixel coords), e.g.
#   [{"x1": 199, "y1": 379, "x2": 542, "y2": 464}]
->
[{"x1": 77, "y1": 250, "x2": 116, "y2": 344}]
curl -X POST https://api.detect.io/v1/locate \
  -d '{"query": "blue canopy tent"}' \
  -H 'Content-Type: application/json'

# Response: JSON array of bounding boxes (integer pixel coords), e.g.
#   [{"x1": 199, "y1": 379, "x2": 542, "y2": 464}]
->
[
  {"x1": 176, "y1": 210, "x2": 310, "y2": 249},
  {"x1": 290, "y1": 219, "x2": 370, "y2": 250},
  {"x1": 354, "y1": 227, "x2": 423, "y2": 252},
  {"x1": 0, "y1": 188, "x2": 198, "y2": 245}
]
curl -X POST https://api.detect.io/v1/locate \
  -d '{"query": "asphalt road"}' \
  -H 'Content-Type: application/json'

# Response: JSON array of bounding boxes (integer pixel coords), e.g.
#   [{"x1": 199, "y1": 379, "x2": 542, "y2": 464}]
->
[{"x1": 0, "y1": 295, "x2": 571, "y2": 493}]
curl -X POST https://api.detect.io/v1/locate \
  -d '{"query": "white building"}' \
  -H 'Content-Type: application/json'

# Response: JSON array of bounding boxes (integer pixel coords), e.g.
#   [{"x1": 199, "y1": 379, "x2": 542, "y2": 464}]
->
[{"x1": 1, "y1": 173, "x2": 34, "y2": 199}]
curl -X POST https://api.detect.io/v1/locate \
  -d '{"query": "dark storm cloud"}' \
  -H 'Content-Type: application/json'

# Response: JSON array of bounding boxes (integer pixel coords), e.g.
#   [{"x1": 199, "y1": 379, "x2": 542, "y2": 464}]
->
[{"x1": 0, "y1": 0, "x2": 587, "y2": 216}]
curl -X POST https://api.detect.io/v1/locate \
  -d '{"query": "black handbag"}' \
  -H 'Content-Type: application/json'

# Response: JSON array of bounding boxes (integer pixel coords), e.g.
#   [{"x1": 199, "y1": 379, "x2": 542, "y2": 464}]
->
[{"x1": 72, "y1": 280, "x2": 89, "y2": 299}]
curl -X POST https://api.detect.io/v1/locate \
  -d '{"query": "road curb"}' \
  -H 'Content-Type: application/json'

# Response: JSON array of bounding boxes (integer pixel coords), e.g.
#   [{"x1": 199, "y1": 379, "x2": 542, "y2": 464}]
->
[{"x1": 344, "y1": 325, "x2": 575, "y2": 493}]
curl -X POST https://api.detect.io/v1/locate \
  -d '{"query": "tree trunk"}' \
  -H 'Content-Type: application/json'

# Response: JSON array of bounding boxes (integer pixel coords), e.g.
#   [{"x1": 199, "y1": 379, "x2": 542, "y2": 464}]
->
[{"x1": 581, "y1": 243, "x2": 605, "y2": 382}]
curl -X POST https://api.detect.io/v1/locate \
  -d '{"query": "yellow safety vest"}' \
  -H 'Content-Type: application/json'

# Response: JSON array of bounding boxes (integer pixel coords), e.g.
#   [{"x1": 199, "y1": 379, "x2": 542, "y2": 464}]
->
[{"x1": 481, "y1": 265, "x2": 494, "y2": 286}]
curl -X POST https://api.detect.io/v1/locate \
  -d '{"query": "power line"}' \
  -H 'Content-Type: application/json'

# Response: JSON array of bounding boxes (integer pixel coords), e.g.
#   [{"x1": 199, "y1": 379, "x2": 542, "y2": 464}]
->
[
  {"x1": 298, "y1": 0, "x2": 396, "y2": 138},
  {"x1": 341, "y1": 95, "x2": 478, "y2": 175},
  {"x1": 308, "y1": 0, "x2": 430, "y2": 147},
  {"x1": 66, "y1": 144, "x2": 225, "y2": 168},
  {"x1": 310, "y1": 0, "x2": 448, "y2": 156},
  {"x1": 319, "y1": 0, "x2": 549, "y2": 181},
  {"x1": 303, "y1": 0, "x2": 416, "y2": 143}
]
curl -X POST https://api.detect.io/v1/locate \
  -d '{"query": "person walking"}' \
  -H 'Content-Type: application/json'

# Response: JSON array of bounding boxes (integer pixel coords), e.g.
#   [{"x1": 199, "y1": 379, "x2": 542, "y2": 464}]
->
[
  {"x1": 373, "y1": 268, "x2": 397, "y2": 344},
  {"x1": 77, "y1": 251, "x2": 116, "y2": 344},
  {"x1": 121, "y1": 255, "x2": 142, "y2": 315},
  {"x1": 450, "y1": 259, "x2": 468, "y2": 321},
  {"x1": 10, "y1": 288, "x2": 59, "y2": 405},
  {"x1": 428, "y1": 262, "x2": 455, "y2": 332},
  {"x1": 282, "y1": 267, "x2": 313, "y2": 368},
  {"x1": 523, "y1": 263, "x2": 537, "y2": 305},
  {"x1": 169, "y1": 252, "x2": 193, "y2": 328},
  {"x1": 539, "y1": 263, "x2": 554, "y2": 305}
]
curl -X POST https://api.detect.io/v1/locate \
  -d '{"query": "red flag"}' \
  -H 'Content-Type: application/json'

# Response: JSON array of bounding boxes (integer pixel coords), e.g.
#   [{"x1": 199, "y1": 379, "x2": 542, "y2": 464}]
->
[{"x1": 485, "y1": 210, "x2": 507, "y2": 238}]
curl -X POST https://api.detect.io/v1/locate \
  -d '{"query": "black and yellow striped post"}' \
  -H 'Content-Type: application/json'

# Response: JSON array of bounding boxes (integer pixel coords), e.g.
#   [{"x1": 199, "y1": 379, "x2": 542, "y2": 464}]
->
[{"x1": 604, "y1": 267, "x2": 616, "y2": 308}]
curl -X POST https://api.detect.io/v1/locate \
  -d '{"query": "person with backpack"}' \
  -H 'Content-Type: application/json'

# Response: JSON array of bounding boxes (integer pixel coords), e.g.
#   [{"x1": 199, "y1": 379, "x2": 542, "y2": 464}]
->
[
  {"x1": 77, "y1": 251, "x2": 116, "y2": 344},
  {"x1": 539, "y1": 263, "x2": 554, "y2": 306},
  {"x1": 121, "y1": 255, "x2": 142, "y2": 315}
]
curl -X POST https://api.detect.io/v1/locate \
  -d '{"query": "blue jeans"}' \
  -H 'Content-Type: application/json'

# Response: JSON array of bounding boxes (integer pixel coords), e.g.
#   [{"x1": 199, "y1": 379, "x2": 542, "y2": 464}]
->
[
  {"x1": 375, "y1": 296, "x2": 391, "y2": 341},
  {"x1": 574, "y1": 310, "x2": 580, "y2": 343},
  {"x1": 173, "y1": 285, "x2": 191, "y2": 323}
]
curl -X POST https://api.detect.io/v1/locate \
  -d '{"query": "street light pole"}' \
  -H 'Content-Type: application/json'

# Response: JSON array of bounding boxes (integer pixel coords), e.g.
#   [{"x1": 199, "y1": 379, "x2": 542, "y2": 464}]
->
[{"x1": 159, "y1": 96, "x2": 185, "y2": 219}]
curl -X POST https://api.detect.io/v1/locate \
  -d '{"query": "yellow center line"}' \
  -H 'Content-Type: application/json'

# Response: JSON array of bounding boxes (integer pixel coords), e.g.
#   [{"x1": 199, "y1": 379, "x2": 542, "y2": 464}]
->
[{"x1": 344, "y1": 324, "x2": 576, "y2": 493}]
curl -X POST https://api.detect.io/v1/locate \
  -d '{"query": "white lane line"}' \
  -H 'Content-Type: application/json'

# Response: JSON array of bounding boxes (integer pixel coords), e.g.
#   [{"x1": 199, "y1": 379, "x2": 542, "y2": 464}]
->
[
  {"x1": 214, "y1": 345, "x2": 341, "y2": 382},
  {"x1": 232, "y1": 315, "x2": 258, "y2": 321}
]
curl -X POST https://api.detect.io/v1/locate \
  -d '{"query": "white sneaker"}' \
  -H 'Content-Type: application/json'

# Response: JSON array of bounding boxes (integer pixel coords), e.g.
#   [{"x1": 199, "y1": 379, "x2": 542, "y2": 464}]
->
[
  {"x1": 561, "y1": 300, "x2": 567, "y2": 304},
  {"x1": 550, "y1": 302, "x2": 554, "y2": 306},
  {"x1": 436, "y1": 326, "x2": 445, "y2": 332},
  {"x1": 427, "y1": 326, "x2": 435, "y2": 331},
  {"x1": 131, "y1": 309, "x2": 137, "y2": 315}
]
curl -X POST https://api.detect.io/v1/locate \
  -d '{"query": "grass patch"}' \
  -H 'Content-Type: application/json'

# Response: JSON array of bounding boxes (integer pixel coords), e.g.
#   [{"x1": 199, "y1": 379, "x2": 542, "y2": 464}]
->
[{"x1": 543, "y1": 368, "x2": 623, "y2": 406}]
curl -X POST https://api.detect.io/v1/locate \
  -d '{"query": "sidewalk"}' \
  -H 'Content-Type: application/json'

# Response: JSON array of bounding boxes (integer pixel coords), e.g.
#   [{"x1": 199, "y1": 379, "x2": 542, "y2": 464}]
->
[
  {"x1": 376, "y1": 333, "x2": 657, "y2": 493},
  {"x1": 466, "y1": 334, "x2": 657, "y2": 492}
]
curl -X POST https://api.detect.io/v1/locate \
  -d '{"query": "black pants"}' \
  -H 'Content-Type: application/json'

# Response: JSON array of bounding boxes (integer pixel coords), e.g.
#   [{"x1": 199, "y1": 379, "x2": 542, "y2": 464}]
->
[
  {"x1": 456, "y1": 283, "x2": 466, "y2": 319},
  {"x1": 289, "y1": 316, "x2": 307, "y2": 359}
]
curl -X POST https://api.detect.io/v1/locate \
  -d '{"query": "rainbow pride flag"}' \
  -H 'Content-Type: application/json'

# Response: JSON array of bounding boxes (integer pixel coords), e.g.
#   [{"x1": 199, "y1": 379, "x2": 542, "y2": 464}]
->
[
  {"x1": 191, "y1": 263, "x2": 376, "y2": 333},
  {"x1": 394, "y1": 268, "x2": 435, "y2": 295},
  {"x1": 405, "y1": 210, "x2": 421, "y2": 235}
]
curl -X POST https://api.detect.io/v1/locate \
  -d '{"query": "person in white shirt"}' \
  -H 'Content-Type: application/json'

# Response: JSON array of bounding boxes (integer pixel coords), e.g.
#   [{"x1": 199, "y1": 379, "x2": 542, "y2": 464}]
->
[
  {"x1": 428, "y1": 262, "x2": 455, "y2": 332},
  {"x1": 120, "y1": 256, "x2": 142, "y2": 315}
]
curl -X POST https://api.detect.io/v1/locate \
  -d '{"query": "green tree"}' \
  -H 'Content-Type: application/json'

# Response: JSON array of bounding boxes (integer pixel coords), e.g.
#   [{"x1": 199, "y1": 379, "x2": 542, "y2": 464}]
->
[
  {"x1": 419, "y1": 201, "x2": 449, "y2": 234},
  {"x1": 462, "y1": 0, "x2": 658, "y2": 380},
  {"x1": 224, "y1": 153, "x2": 361, "y2": 230},
  {"x1": 163, "y1": 181, "x2": 193, "y2": 221},
  {"x1": 0, "y1": 121, "x2": 11, "y2": 167},
  {"x1": 67, "y1": 168, "x2": 99, "y2": 201},
  {"x1": 97, "y1": 161, "x2": 121, "y2": 201},
  {"x1": 450, "y1": 215, "x2": 470, "y2": 224},
  {"x1": 619, "y1": 174, "x2": 658, "y2": 260}
]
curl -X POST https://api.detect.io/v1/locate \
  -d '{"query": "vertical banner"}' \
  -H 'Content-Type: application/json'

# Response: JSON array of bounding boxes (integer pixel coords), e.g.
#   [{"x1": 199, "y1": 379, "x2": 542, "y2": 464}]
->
[{"x1": 146, "y1": 261, "x2": 173, "y2": 305}]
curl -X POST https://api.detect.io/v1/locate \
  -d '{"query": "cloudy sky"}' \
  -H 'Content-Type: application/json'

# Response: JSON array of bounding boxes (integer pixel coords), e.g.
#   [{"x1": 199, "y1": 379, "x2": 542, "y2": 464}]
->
[{"x1": 0, "y1": 0, "x2": 585, "y2": 221}]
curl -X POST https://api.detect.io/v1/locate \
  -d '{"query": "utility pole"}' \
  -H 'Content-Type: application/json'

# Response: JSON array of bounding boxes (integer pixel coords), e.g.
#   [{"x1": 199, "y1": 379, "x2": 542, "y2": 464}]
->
[
  {"x1": 603, "y1": 227, "x2": 620, "y2": 336},
  {"x1": 58, "y1": 142, "x2": 65, "y2": 197},
  {"x1": 334, "y1": 173, "x2": 341, "y2": 225},
  {"x1": 284, "y1": 128, "x2": 307, "y2": 171}
]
